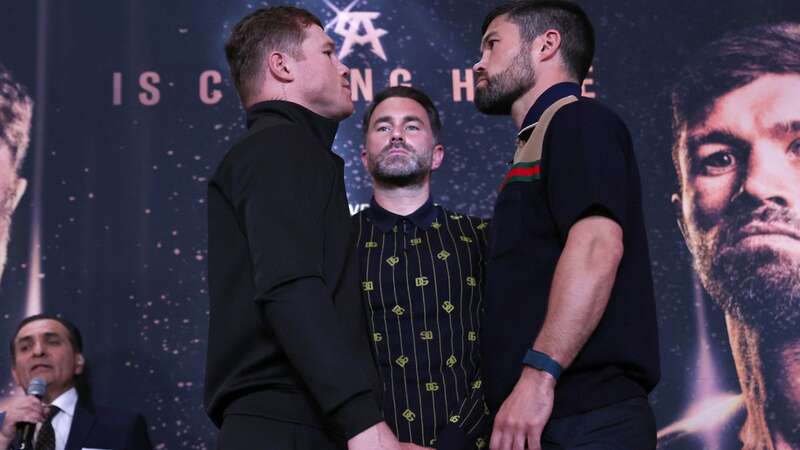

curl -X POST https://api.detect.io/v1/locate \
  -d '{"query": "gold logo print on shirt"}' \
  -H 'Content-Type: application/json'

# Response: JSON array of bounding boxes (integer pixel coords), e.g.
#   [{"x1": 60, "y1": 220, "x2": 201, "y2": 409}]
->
[
  {"x1": 420, "y1": 330, "x2": 433, "y2": 340},
  {"x1": 365, "y1": 241, "x2": 378, "y2": 248},
  {"x1": 386, "y1": 256, "x2": 400, "y2": 267},
  {"x1": 437, "y1": 250, "x2": 450, "y2": 260},
  {"x1": 403, "y1": 409, "x2": 416, "y2": 422},
  {"x1": 466, "y1": 276, "x2": 477, "y2": 287},
  {"x1": 442, "y1": 301, "x2": 455, "y2": 313},
  {"x1": 415, "y1": 276, "x2": 429, "y2": 287},
  {"x1": 425, "y1": 382, "x2": 439, "y2": 392},
  {"x1": 410, "y1": 237, "x2": 423, "y2": 246},
  {"x1": 392, "y1": 305, "x2": 406, "y2": 316},
  {"x1": 396, "y1": 355, "x2": 410, "y2": 367},
  {"x1": 362, "y1": 281, "x2": 374, "y2": 292}
]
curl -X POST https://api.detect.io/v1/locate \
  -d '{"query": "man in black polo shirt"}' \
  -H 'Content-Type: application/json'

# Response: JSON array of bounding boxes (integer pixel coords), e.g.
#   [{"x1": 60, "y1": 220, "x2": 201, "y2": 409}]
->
[
  {"x1": 205, "y1": 6, "x2": 400, "y2": 450},
  {"x1": 472, "y1": 1, "x2": 660, "y2": 449},
  {"x1": 353, "y1": 86, "x2": 490, "y2": 450}
]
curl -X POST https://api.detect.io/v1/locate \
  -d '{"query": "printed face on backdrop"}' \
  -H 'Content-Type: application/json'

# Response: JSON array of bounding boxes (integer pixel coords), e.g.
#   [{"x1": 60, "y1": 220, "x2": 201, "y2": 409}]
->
[
  {"x1": 473, "y1": 14, "x2": 536, "y2": 116},
  {"x1": 11, "y1": 319, "x2": 85, "y2": 401},
  {"x1": 0, "y1": 126, "x2": 29, "y2": 284},
  {"x1": 293, "y1": 24, "x2": 354, "y2": 121},
  {"x1": 675, "y1": 73, "x2": 800, "y2": 331},
  {"x1": 362, "y1": 96, "x2": 443, "y2": 187}
]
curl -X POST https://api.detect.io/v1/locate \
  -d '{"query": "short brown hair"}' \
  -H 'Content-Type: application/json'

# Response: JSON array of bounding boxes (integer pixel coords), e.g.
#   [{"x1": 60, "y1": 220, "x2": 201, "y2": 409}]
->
[
  {"x1": 362, "y1": 86, "x2": 442, "y2": 139},
  {"x1": 0, "y1": 63, "x2": 33, "y2": 171},
  {"x1": 482, "y1": 0, "x2": 595, "y2": 82},
  {"x1": 225, "y1": 6, "x2": 323, "y2": 104},
  {"x1": 670, "y1": 22, "x2": 800, "y2": 186},
  {"x1": 10, "y1": 314, "x2": 84, "y2": 360}
]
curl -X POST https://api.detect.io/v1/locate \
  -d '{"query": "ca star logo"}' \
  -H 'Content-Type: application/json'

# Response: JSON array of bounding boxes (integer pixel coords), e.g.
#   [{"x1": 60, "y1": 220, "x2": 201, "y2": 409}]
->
[{"x1": 323, "y1": 0, "x2": 388, "y2": 61}]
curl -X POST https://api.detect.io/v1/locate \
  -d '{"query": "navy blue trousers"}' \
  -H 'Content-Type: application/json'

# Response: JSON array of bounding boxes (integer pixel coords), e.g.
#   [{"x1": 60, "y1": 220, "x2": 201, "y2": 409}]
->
[
  {"x1": 540, "y1": 396, "x2": 656, "y2": 450},
  {"x1": 217, "y1": 415, "x2": 343, "y2": 450}
]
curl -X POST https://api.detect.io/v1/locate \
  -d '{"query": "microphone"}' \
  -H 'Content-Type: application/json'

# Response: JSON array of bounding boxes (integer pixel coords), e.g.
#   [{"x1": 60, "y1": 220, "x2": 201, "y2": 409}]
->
[{"x1": 18, "y1": 377, "x2": 46, "y2": 450}]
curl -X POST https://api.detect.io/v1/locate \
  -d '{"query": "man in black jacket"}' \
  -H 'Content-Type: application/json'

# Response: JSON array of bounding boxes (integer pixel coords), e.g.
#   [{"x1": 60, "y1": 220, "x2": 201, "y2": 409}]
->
[{"x1": 205, "y1": 6, "x2": 400, "y2": 450}]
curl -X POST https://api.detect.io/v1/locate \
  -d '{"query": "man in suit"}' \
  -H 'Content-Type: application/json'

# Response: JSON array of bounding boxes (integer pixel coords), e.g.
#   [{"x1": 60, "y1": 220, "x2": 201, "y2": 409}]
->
[{"x1": 0, "y1": 314, "x2": 152, "y2": 450}]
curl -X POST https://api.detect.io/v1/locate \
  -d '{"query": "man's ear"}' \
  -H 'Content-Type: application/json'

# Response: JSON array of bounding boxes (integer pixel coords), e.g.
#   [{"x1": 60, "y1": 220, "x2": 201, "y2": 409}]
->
[
  {"x1": 267, "y1": 51, "x2": 294, "y2": 83},
  {"x1": 360, "y1": 145, "x2": 369, "y2": 170},
  {"x1": 537, "y1": 29, "x2": 562, "y2": 63},
  {"x1": 431, "y1": 144, "x2": 445, "y2": 171},
  {"x1": 11, "y1": 365, "x2": 20, "y2": 387},
  {"x1": 74, "y1": 353, "x2": 85, "y2": 375},
  {"x1": 671, "y1": 192, "x2": 690, "y2": 244},
  {"x1": 11, "y1": 177, "x2": 27, "y2": 211}
]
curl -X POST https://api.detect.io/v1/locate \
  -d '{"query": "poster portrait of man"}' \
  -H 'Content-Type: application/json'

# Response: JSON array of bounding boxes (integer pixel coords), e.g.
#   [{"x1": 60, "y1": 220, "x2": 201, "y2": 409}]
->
[
  {"x1": 664, "y1": 22, "x2": 800, "y2": 449},
  {"x1": 0, "y1": 63, "x2": 31, "y2": 288}
]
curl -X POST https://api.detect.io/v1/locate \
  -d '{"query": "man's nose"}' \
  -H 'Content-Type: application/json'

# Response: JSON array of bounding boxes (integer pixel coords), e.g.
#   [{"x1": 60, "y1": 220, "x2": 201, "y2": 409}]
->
[
  {"x1": 391, "y1": 130, "x2": 405, "y2": 142},
  {"x1": 738, "y1": 141, "x2": 799, "y2": 209},
  {"x1": 338, "y1": 59, "x2": 350, "y2": 79},
  {"x1": 32, "y1": 340, "x2": 45, "y2": 356},
  {"x1": 473, "y1": 58, "x2": 485, "y2": 74}
]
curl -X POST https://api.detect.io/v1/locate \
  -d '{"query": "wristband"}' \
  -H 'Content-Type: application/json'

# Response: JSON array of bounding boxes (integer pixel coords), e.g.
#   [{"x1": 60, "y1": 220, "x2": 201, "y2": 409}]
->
[{"x1": 522, "y1": 349, "x2": 563, "y2": 381}]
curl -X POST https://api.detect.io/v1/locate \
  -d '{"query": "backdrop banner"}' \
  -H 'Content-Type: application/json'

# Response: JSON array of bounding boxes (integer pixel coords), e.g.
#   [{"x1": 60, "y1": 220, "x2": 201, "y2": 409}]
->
[{"x1": 1, "y1": 1, "x2": 798, "y2": 448}]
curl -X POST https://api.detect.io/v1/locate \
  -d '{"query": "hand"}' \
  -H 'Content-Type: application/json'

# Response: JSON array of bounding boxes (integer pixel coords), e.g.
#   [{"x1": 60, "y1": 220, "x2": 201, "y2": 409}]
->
[
  {"x1": 399, "y1": 443, "x2": 435, "y2": 450},
  {"x1": 0, "y1": 394, "x2": 46, "y2": 443},
  {"x1": 347, "y1": 421, "x2": 401, "y2": 450},
  {"x1": 489, "y1": 367, "x2": 555, "y2": 450}
]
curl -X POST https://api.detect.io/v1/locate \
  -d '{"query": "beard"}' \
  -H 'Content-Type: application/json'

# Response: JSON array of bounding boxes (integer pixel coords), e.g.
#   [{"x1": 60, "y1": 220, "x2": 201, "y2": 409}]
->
[
  {"x1": 0, "y1": 201, "x2": 12, "y2": 283},
  {"x1": 367, "y1": 141, "x2": 433, "y2": 188},
  {"x1": 688, "y1": 205, "x2": 800, "y2": 334},
  {"x1": 474, "y1": 45, "x2": 536, "y2": 116}
]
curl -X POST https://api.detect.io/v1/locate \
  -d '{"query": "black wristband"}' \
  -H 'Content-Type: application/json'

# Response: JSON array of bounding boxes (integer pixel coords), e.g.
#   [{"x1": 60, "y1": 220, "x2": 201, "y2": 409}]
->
[{"x1": 522, "y1": 349, "x2": 563, "y2": 381}]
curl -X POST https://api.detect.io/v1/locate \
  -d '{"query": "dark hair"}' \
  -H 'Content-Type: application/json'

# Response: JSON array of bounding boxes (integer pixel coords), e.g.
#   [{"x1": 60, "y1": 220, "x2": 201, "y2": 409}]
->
[
  {"x1": 10, "y1": 314, "x2": 84, "y2": 359},
  {"x1": 225, "y1": 6, "x2": 323, "y2": 104},
  {"x1": 0, "y1": 63, "x2": 33, "y2": 171},
  {"x1": 670, "y1": 22, "x2": 800, "y2": 177},
  {"x1": 481, "y1": 0, "x2": 594, "y2": 82},
  {"x1": 362, "y1": 86, "x2": 442, "y2": 139}
]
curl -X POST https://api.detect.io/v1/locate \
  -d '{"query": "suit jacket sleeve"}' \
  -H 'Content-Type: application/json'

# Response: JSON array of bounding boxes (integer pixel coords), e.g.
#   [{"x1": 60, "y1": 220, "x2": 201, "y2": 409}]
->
[{"x1": 226, "y1": 127, "x2": 381, "y2": 438}]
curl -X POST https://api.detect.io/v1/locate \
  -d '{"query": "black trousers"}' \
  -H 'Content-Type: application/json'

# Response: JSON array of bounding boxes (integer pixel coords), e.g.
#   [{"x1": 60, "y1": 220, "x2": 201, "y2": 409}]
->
[
  {"x1": 217, "y1": 415, "x2": 344, "y2": 450},
  {"x1": 540, "y1": 396, "x2": 656, "y2": 450}
]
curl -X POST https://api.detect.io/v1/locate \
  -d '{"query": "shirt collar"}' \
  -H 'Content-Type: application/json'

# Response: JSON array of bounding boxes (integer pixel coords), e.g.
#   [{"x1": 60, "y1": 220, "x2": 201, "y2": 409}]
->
[
  {"x1": 50, "y1": 387, "x2": 78, "y2": 418},
  {"x1": 518, "y1": 82, "x2": 582, "y2": 140},
  {"x1": 366, "y1": 196, "x2": 438, "y2": 233},
  {"x1": 245, "y1": 100, "x2": 339, "y2": 149}
]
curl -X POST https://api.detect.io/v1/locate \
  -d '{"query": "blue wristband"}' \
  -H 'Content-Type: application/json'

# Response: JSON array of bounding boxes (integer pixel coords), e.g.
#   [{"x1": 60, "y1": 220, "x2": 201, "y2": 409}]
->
[{"x1": 522, "y1": 349, "x2": 563, "y2": 381}]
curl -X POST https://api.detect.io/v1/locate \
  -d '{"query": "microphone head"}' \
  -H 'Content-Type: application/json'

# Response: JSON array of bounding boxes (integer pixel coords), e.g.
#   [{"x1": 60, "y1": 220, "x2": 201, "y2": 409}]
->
[{"x1": 27, "y1": 377, "x2": 47, "y2": 398}]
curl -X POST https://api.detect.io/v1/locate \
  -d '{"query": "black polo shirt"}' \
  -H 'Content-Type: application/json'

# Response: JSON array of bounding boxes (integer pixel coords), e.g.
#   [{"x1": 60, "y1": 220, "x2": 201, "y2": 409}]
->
[
  {"x1": 353, "y1": 198, "x2": 490, "y2": 449},
  {"x1": 481, "y1": 82, "x2": 660, "y2": 419}
]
